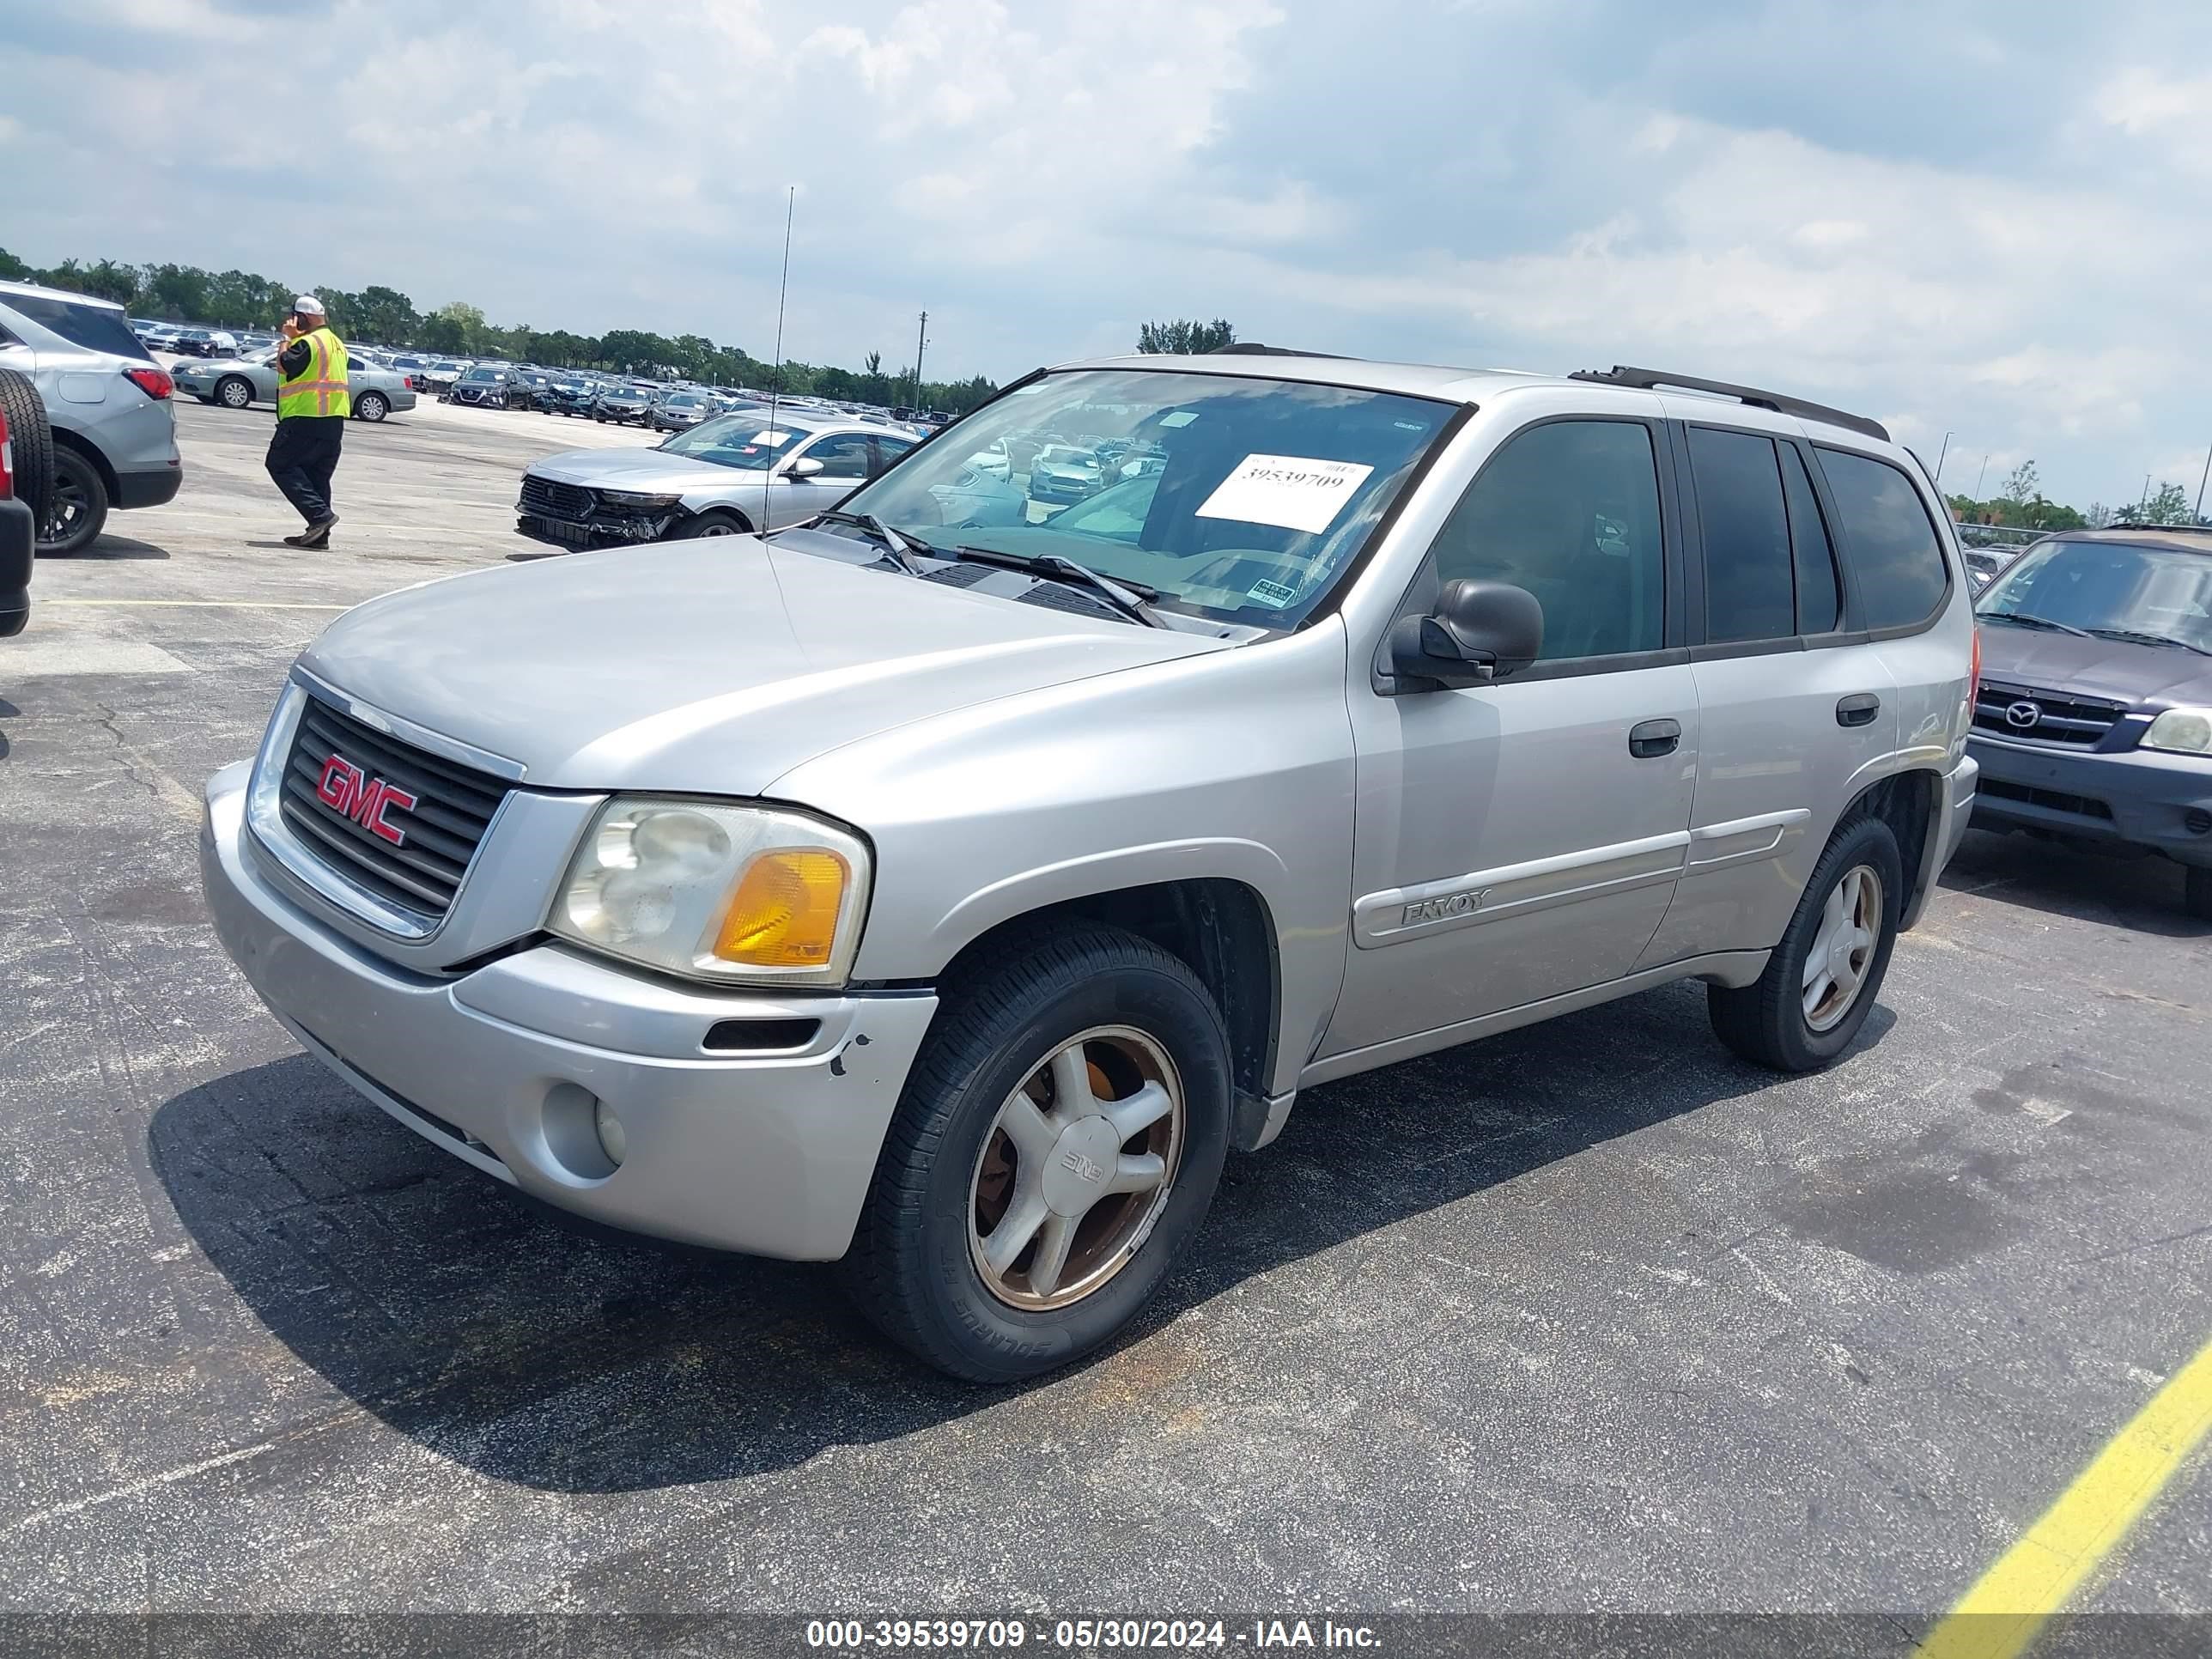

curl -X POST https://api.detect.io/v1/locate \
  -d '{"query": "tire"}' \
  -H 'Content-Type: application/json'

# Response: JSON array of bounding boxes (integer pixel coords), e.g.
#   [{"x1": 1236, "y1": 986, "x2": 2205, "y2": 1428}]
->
[
  {"x1": 841, "y1": 925, "x2": 1233, "y2": 1382},
  {"x1": 2186, "y1": 866, "x2": 2212, "y2": 922},
  {"x1": 38, "y1": 445, "x2": 110, "y2": 556},
  {"x1": 1708, "y1": 814, "x2": 1903, "y2": 1072},
  {"x1": 354, "y1": 392, "x2": 389, "y2": 423},
  {"x1": 215, "y1": 375, "x2": 254, "y2": 410},
  {"x1": 0, "y1": 367, "x2": 56, "y2": 529},
  {"x1": 671, "y1": 510, "x2": 748, "y2": 538}
]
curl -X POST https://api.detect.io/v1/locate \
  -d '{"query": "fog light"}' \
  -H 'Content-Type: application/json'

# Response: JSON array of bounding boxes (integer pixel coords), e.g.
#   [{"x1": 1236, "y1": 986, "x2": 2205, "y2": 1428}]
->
[
  {"x1": 2185, "y1": 808, "x2": 2212, "y2": 836},
  {"x1": 593, "y1": 1099, "x2": 628, "y2": 1168}
]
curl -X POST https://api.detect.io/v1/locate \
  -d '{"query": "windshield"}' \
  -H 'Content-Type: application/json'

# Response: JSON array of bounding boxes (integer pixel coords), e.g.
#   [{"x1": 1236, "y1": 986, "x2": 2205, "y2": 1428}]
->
[
  {"x1": 1979, "y1": 538, "x2": 2212, "y2": 652},
  {"x1": 837, "y1": 368, "x2": 1455, "y2": 627},
  {"x1": 659, "y1": 415, "x2": 810, "y2": 469}
]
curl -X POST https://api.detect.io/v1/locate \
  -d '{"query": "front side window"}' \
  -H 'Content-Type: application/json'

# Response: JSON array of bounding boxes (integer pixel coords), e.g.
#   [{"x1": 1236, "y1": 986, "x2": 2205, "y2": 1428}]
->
[
  {"x1": 801, "y1": 433, "x2": 874, "y2": 480},
  {"x1": 1426, "y1": 419, "x2": 1666, "y2": 661},
  {"x1": 1979, "y1": 539, "x2": 2212, "y2": 655},
  {"x1": 1817, "y1": 447, "x2": 1950, "y2": 630},
  {"x1": 837, "y1": 368, "x2": 1455, "y2": 629},
  {"x1": 1688, "y1": 427, "x2": 1794, "y2": 644}
]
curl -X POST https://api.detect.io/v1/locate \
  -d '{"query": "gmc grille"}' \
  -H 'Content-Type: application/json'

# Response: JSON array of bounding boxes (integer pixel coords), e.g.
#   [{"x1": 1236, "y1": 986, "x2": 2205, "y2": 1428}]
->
[
  {"x1": 279, "y1": 697, "x2": 510, "y2": 920},
  {"x1": 1972, "y1": 679, "x2": 2126, "y2": 746}
]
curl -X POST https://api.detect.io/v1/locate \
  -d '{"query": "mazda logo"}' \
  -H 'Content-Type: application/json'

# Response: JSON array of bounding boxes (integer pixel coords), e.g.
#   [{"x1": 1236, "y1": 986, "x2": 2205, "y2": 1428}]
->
[{"x1": 2003, "y1": 700, "x2": 2042, "y2": 730}]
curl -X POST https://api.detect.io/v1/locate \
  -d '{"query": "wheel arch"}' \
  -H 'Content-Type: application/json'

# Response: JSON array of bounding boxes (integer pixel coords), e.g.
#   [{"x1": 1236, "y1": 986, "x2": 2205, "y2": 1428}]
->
[
  {"x1": 46, "y1": 425, "x2": 118, "y2": 500},
  {"x1": 1838, "y1": 767, "x2": 1941, "y2": 930},
  {"x1": 927, "y1": 872, "x2": 1284, "y2": 1152}
]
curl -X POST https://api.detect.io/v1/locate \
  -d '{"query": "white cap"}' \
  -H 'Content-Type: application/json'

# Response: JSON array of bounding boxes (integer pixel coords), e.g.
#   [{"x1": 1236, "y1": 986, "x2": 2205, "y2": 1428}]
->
[{"x1": 292, "y1": 295, "x2": 325, "y2": 316}]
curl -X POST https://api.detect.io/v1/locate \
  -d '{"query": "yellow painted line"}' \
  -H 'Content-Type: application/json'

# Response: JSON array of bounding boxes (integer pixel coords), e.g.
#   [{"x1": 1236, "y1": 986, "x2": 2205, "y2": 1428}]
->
[
  {"x1": 42, "y1": 599, "x2": 350, "y2": 611},
  {"x1": 1920, "y1": 1334, "x2": 2212, "y2": 1659}
]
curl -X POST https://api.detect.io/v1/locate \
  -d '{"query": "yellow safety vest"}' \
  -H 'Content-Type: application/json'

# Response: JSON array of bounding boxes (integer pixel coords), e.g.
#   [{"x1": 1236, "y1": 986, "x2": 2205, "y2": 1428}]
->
[{"x1": 276, "y1": 326, "x2": 351, "y2": 419}]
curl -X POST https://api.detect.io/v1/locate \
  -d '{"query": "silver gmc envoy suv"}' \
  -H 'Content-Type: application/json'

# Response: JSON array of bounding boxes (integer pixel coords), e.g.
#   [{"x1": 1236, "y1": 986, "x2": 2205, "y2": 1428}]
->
[{"x1": 201, "y1": 352, "x2": 1979, "y2": 1380}]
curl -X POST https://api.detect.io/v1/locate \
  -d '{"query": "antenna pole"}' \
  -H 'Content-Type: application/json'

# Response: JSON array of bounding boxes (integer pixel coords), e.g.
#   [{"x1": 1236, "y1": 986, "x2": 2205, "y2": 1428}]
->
[{"x1": 765, "y1": 185, "x2": 794, "y2": 532}]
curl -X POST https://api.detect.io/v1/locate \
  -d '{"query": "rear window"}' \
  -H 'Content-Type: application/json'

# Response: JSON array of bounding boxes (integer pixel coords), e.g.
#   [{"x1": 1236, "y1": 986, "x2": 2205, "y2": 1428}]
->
[
  {"x1": 6, "y1": 293, "x2": 160, "y2": 362},
  {"x1": 1817, "y1": 447, "x2": 1950, "y2": 630}
]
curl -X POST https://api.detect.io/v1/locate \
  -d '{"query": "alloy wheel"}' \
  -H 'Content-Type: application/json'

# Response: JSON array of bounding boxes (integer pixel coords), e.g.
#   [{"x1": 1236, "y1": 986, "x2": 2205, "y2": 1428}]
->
[
  {"x1": 967, "y1": 1025, "x2": 1184, "y2": 1310},
  {"x1": 1803, "y1": 865, "x2": 1882, "y2": 1032}
]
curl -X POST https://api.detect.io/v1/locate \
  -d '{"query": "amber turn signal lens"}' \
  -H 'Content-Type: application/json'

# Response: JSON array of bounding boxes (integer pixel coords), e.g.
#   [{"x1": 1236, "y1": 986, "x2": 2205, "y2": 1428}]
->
[{"x1": 712, "y1": 849, "x2": 850, "y2": 967}]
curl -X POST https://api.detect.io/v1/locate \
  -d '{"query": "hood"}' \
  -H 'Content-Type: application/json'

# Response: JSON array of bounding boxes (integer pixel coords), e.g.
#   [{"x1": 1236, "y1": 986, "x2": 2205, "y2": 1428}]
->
[
  {"x1": 1977, "y1": 622, "x2": 2212, "y2": 707},
  {"x1": 527, "y1": 446, "x2": 769, "y2": 495},
  {"x1": 296, "y1": 536, "x2": 1226, "y2": 795}
]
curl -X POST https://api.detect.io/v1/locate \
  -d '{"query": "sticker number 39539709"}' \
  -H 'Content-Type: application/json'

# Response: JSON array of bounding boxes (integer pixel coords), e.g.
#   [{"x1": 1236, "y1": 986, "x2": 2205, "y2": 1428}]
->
[{"x1": 1194, "y1": 454, "x2": 1376, "y2": 536}]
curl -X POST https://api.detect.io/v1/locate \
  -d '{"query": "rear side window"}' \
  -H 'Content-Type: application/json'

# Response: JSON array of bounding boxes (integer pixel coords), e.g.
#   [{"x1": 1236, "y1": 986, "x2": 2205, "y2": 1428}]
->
[
  {"x1": 1688, "y1": 428, "x2": 1794, "y2": 643},
  {"x1": 3, "y1": 295, "x2": 155, "y2": 362},
  {"x1": 1780, "y1": 444, "x2": 1842, "y2": 634},
  {"x1": 1817, "y1": 447, "x2": 1950, "y2": 629},
  {"x1": 1427, "y1": 419, "x2": 1666, "y2": 661}
]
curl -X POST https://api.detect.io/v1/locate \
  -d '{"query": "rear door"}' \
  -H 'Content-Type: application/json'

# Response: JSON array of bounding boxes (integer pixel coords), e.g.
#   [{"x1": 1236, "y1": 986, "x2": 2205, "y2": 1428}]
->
[{"x1": 1635, "y1": 419, "x2": 1899, "y2": 968}]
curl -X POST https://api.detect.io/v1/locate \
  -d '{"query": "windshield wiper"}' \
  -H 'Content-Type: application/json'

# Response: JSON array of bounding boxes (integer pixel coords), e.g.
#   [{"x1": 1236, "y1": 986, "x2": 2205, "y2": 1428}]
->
[
  {"x1": 947, "y1": 547, "x2": 1166, "y2": 628},
  {"x1": 1982, "y1": 611, "x2": 2093, "y2": 638},
  {"x1": 2086, "y1": 627, "x2": 2212, "y2": 657},
  {"x1": 782, "y1": 508, "x2": 933, "y2": 573}
]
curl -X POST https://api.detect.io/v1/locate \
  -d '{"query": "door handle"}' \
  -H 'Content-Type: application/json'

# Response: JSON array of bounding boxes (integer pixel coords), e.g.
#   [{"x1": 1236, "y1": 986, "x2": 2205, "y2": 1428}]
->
[
  {"x1": 1836, "y1": 693, "x2": 1881, "y2": 728},
  {"x1": 1628, "y1": 718, "x2": 1681, "y2": 758}
]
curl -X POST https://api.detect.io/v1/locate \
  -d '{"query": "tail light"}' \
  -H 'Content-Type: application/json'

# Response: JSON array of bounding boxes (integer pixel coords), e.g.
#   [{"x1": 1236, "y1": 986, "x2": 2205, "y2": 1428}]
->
[
  {"x1": 0, "y1": 404, "x2": 12, "y2": 500},
  {"x1": 124, "y1": 365, "x2": 173, "y2": 401}
]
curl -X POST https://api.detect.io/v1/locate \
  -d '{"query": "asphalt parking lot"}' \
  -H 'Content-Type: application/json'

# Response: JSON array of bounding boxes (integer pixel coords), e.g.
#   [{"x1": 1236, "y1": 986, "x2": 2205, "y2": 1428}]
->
[{"x1": 3, "y1": 393, "x2": 2209, "y2": 1629}]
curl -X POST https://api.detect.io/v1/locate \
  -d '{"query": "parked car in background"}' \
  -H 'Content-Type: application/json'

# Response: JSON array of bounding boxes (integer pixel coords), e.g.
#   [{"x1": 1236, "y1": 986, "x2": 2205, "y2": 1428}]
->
[
  {"x1": 170, "y1": 328, "x2": 240, "y2": 359},
  {"x1": 0, "y1": 366, "x2": 46, "y2": 636},
  {"x1": 447, "y1": 365, "x2": 528, "y2": 410},
  {"x1": 0, "y1": 279, "x2": 182, "y2": 554},
  {"x1": 420, "y1": 359, "x2": 471, "y2": 395},
  {"x1": 1026, "y1": 443, "x2": 1104, "y2": 507},
  {"x1": 1968, "y1": 525, "x2": 2212, "y2": 918},
  {"x1": 207, "y1": 351, "x2": 1977, "y2": 1381},
  {"x1": 648, "y1": 389, "x2": 717, "y2": 433},
  {"x1": 536, "y1": 374, "x2": 599, "y2": 416},
  {"x1": 592, "y1": 383, "x2": 655, "y2": 425},
  {"x1": 173, "y1": 346, "x2": 416, "y2": 423},
  {"x1": 516, "y1": 412, "x2": 914, "y2": 547},
  {"x1": 1963, "y1": 544, "x2": 2022, "y2": 593},
  {"x1": 963, "y1": 438, "x2": 1014, "y2": 481}
]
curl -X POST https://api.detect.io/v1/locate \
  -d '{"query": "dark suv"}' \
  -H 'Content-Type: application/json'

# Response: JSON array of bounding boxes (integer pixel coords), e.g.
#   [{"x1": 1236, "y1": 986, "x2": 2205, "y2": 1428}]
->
[{"x1": 1968, "y1": 525, "x2": 2212, "y2": 917}]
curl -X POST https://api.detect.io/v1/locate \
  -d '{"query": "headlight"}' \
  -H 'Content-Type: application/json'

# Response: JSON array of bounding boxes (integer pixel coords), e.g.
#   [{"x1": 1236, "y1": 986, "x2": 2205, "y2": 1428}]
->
[
  {"x1": 598, "y1": 489, "x2": 682, "y2": 508},
  {"x1": 550, "y1": 798, "x2": 871, "y2": 987},
  {"x1": 2142, "y1": 707, "x2": 2212, "y2": 756}
]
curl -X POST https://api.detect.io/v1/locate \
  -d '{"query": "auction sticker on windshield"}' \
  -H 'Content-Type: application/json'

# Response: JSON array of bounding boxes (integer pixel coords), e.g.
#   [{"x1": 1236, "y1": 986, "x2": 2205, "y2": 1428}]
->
[{"x1": 1196, "y1": 455, "x2": 1376, "y2": 535}]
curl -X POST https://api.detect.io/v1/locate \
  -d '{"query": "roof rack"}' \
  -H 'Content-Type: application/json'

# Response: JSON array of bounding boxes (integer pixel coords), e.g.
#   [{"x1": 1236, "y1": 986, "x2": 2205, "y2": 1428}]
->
[
  {"x1": 1568, "y1": 365, "x2": 1889, "y2": 442},
  {"x1": 2106, "y1": 521, "x2": 2212, "y2": 534},
  {"x1": 1209, "y1": 342, "x2": 1350, "y2": 359}
]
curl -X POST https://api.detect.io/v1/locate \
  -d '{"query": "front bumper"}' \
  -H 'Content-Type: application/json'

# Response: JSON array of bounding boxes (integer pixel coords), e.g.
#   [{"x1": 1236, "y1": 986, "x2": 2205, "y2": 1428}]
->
[
  {"x1": 199, "y1": 760, "x2": 938, "y2": 1259},
  {"x1": 1967, "y1": 732, "x2": 2212, "y2": 867}
]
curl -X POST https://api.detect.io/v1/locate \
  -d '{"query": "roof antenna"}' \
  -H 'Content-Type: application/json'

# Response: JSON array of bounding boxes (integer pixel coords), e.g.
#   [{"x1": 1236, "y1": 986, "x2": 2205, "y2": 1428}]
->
[{"x1": 763, "y1": 185, "x2": 795, "y2": 536}]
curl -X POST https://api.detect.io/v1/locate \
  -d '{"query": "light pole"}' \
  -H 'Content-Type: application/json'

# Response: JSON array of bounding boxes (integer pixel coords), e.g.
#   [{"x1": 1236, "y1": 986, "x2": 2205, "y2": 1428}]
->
[
  {"x1": 2139, "y1": 473, "x2": 2152, "y2": 518},
  {"x1": 1974, "y1": 454, "x2": 1990, "y2": 498},
  {"x1": 913, "y1": 310, "x2": 928, "y2": 410},
  {"x1": 2195, "y1": 443, "x2": 2210, "y2": 524},
  {"x1": 1935, "y1": 431, "x2": 1952, "y2": 485}
]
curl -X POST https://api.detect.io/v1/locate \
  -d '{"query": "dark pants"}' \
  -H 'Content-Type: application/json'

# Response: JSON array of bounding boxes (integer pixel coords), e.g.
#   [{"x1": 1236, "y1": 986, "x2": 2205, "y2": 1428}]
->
[{"x1": 265, "y1": 416, "x2": 344, "y2": 524}]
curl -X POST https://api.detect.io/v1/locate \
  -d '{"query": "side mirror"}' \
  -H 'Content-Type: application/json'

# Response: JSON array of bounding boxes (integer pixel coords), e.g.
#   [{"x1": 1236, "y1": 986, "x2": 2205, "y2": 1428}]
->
[
  {"x1": 785, "y1": 456, "x2": 824, "y2": 479},
  {"x1": 1388, "y1": 579, "x2": 1543, "y2": 690}
]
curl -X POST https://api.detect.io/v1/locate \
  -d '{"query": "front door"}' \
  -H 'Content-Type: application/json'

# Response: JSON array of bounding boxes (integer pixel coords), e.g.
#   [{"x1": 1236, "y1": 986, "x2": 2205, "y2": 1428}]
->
[
  {"x1": 1328, "y1": 416, "x2": 1699, "y2": 1060},
  {"x1": 763, "y1": 430, "x2": 877, "y2": 528}
]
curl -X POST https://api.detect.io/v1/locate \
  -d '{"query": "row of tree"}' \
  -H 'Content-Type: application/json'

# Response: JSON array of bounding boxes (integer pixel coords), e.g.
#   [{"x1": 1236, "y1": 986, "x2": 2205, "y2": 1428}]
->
[
  {"x1": 1945, "y1": 459, "x2": 2203, "y2": 532},
  {"x1": 0, "y1": 247, "x2": 1001, "y2": 414}
]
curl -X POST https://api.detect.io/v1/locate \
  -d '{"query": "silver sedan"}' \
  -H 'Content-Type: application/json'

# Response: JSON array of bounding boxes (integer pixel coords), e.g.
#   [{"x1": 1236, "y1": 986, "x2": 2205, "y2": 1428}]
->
[{"x1": 172, "y1": 349, "x2": 418, "y2": 422}]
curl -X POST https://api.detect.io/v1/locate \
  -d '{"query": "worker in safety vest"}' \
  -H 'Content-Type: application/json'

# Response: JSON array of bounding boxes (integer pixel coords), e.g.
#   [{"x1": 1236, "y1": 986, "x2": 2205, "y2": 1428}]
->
[{"x1": 266, "y1": 295, "x2": 350, "y2": 549}]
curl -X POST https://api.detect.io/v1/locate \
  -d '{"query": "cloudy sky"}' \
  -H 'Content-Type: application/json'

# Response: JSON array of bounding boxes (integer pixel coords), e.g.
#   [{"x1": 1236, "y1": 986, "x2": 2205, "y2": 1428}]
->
[{"x1": 7, "y1": 0, "x2": 2209, "y2": 507}]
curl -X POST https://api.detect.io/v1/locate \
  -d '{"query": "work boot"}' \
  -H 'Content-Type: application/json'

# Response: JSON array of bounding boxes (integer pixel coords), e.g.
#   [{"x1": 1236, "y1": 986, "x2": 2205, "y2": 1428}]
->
[{"x1": 283, "y1": 513, "x2": 337, "y2": 550}]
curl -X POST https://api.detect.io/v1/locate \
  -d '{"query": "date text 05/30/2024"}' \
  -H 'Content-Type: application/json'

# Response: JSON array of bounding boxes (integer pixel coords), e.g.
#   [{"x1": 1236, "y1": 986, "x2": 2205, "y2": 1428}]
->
[{"x1": 806, "y1": 1619, "x2": 1382, "y2": 1650}]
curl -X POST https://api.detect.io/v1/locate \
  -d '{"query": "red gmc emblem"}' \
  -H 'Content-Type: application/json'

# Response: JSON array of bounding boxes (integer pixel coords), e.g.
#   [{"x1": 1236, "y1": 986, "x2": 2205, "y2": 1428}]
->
[{"x1": 315, "y1": 754, "x2": 418, "y2": 847}]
